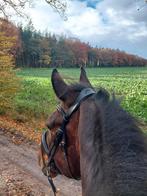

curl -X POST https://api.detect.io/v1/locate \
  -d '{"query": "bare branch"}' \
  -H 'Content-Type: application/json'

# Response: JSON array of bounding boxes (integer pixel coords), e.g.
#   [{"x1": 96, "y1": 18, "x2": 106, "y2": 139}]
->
[
  {"x1": 45, "y1": 0, "x2": 67, "y2": 19},
  {"x1": 0, "y1": 0, "x2": 67, "y2": 19},
  {"x1": 0, "y1": 0, "x2": 30, "y2": 18}
]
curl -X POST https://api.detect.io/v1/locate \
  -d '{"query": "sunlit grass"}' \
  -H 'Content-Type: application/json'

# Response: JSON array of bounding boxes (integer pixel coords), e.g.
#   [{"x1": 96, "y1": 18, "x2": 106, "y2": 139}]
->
[{"x1": 15, "y1": 67, "x2": 147, "y2": 123}]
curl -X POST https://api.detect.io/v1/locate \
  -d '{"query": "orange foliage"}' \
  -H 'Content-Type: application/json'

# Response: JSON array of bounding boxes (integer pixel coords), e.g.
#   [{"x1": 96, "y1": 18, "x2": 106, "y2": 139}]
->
[
  {"x1": 0, "y1": 115, "x2": 45, "y2": 144},
  {"x1": 0, "y1": 18, "x2": 21, "y2": 56}
]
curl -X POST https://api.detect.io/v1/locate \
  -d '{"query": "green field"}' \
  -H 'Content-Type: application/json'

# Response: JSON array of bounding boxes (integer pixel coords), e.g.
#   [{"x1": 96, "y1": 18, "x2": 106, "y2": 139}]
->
[{"x1": 15, "y1": 67, "x2": 147, "y2": 123}]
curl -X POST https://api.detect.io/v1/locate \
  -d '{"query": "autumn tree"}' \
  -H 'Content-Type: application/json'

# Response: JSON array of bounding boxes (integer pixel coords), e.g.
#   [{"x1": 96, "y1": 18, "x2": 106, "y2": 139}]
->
[
  {"x1": 0, "y1": 19, "x2": 21, "y2": 114},
  {"x1": 0, "y1": 32, "x2": 20, "y2": 114},
  {"x1": 0, "y1": 18, "x2": 21, "y2": 56},
  {"x1": 16, "y1": 26, "x2": 147, "y2": 68},
  {"x1": 67, "y1": 39, "x2": 89, "y2": 67}
]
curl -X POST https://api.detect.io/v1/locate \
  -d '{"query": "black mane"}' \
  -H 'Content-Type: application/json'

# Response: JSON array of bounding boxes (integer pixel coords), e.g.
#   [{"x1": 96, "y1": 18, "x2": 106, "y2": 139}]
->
[
  {"x1": 95, "y1": 88, "x2": 147, "y2": 195},
  {"x1": 71, "y1": 83, "x2": 147, "y2": 195}
]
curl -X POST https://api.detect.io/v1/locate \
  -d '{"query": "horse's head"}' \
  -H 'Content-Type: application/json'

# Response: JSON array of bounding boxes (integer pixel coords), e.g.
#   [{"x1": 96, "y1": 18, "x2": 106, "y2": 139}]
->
[
  {"x1": 39, "y1": 69, "x2": 147, "y2": 196},
  {"x1": 38, "y1": 68, "x2": 93, "y2": 179}
]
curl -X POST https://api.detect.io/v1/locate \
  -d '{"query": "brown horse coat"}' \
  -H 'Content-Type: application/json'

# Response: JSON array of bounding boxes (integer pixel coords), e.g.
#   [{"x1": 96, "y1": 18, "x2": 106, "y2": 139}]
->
[{"x1": 39, "y1": 68, "x2": 147, "y2": 196}]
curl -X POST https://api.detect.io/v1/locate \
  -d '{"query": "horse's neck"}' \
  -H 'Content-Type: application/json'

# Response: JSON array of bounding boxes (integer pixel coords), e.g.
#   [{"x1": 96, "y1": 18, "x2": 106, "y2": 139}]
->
[
  {"x1": 78, "y1": 100, "x2": 147, "y2": 196},
  {"x1": 78, "y1": 100, "x2": 105, "y2": 196}
]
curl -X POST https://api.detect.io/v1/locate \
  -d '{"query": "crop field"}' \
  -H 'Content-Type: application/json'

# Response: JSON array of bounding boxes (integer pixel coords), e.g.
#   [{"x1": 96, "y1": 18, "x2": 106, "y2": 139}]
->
[{"x1": 16, "y1": 67, "x2": 147, "y2": 124}]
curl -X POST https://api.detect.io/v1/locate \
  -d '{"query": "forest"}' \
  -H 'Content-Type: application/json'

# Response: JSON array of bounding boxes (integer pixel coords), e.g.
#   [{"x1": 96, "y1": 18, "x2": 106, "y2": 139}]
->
[
  {"x1": 1, "y1": 18, "x2": 147, "y2": 68},
  {"x1": 0, "y1": 1, "x2": 147, "y2": 195}
]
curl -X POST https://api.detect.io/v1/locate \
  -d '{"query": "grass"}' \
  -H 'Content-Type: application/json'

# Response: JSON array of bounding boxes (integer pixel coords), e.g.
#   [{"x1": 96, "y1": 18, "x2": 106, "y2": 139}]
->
[
  {"x1": 17, "y1": 67, "x2": 147, "y2": 78},
  {"x1": 15, "y1": 67, "x2": 147, "y2": 124},
  {"x1": 13, "y1": 79, "x2": 57, "y2": 122}
]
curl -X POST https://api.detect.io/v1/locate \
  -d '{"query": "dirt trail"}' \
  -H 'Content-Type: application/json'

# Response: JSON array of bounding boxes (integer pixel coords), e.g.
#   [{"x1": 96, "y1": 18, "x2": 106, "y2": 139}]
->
[{"x1": 0, "y1": 130, "x2": 81, "y2": 196}]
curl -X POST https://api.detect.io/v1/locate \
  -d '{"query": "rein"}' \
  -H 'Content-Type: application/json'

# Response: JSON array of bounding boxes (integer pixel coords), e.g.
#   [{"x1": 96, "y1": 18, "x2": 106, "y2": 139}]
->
[{"x1": 41, "y1": 88, "x2": 96, "y2": 195}]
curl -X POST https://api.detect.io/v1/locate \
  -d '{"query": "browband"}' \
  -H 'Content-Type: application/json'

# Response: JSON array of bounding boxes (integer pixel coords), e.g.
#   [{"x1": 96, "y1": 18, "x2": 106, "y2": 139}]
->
[{"x1": 65, "y1": 88, "x2": 96, "y2": 119}]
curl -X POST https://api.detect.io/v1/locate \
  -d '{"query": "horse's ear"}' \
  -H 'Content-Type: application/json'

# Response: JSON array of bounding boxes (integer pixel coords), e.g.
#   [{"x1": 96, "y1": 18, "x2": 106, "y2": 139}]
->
[
  {"x1": 51, "y1": 69, "x2": 68, "y2": 101},
  {"x1": 96, "y1": 88, "x2": 109, "y2": 103},
  {"x1": 79, "y1": 67, "x2": 92, "y2": 88}
]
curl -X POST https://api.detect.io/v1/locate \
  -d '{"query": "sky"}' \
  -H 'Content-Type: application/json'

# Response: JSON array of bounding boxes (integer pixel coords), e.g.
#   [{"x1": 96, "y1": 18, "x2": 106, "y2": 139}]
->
[{"x1": 13, "y1": 0, "x2": 147, "y2": 59}]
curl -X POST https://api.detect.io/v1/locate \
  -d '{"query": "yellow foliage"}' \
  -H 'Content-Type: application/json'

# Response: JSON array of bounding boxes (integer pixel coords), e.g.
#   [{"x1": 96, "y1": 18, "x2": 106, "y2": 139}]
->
[{"x1": 0, "y1": 32, "x2": 20, "y2": 114}]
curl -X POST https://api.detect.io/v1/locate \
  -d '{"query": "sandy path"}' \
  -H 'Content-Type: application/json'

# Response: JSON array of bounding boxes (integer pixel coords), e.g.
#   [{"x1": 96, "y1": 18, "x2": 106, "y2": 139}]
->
[{"x1": 0, "y1": 129, "x2": 81, "y2": 196}]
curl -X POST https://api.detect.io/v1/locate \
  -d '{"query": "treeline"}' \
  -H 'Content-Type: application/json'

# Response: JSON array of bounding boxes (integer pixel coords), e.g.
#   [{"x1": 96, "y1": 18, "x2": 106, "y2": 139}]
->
[{"x1": 1, "y1": 19, "x2": 147, "y2": 67}]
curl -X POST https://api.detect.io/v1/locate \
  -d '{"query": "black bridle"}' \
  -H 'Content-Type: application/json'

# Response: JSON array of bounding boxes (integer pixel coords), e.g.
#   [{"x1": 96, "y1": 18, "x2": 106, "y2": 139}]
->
[{"x1": 41, "y1": 88, "x2": 96, "y2": 195}]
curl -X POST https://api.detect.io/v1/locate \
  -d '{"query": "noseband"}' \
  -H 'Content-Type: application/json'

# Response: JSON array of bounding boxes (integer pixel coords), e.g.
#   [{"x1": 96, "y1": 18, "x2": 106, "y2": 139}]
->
[{"x1": 41, "y1": 88, "x2": 96, "y2": 195}]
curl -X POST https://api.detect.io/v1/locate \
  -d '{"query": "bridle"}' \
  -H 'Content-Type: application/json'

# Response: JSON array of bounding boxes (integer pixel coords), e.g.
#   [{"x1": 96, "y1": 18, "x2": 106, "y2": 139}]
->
[{"x1": 41, "y1": 88, "x2": 96, "y2": 195}]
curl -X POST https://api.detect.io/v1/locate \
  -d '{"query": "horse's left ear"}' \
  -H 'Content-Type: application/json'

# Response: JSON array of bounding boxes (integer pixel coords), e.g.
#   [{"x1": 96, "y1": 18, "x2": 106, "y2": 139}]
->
[
  {"x1": 51, "y1": 69, "x2": 68, "y2": 101},
  {"x1": 79, "y1": 67, "x2": 92, "y2": 88}
]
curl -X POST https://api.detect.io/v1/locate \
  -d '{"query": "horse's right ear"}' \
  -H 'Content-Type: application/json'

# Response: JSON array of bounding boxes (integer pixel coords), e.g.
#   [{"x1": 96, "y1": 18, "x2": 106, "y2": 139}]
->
[
  {"x1": 96, "y1": 88, "x2": 110, "y2": 103},
  {"x1": 79, "y1": 67, "x2": 92, "y2": 88},
  {"x1": 51, "y1": 69, "x2": 68, "y2": 101}
]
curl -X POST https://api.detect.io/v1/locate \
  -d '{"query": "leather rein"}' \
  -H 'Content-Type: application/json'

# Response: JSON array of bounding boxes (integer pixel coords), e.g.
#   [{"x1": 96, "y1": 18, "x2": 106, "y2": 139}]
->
[{"x1": 41, "y1": 88, "x2": 96, "y2": 195}]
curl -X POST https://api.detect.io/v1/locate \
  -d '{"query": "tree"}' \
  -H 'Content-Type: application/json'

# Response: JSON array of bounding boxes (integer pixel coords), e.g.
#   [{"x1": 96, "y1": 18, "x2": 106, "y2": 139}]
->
[
  {"x1": 9, "y1": 21, "x2": 147, "y2": 68},
  {"x1": 0, "y1": 0, "x2": 66, "y2": 18},
  {"x1": 67, "y1": 40, "x2": 89, "y2": 67},
  {"x1": 39, "y1": 36, "x2": 51, "y2": 67},
  {"x1": 0, "y1": 32, "x2": 20, "y2": 114},
  {"x1": 16, "y1": 20, "x2": 51, "y2": 67},
  {"x1": 0, "y1": 19, "x2": 21, "y2": 114},
  {"x1": 0, "y1": 18, "x2": 21, "y2": 56}
]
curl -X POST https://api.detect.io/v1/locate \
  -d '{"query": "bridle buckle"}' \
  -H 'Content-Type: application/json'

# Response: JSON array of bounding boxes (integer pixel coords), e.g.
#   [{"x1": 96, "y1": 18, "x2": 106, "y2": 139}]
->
[{"x1": 42, "y1": 166, "x2": 50, "y2": 177}]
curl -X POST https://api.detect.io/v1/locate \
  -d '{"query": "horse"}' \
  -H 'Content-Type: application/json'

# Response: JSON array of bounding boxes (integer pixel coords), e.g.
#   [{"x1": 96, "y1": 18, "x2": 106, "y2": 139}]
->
[{"x1": 38, "y1": 68, "x2": 147, "y2": 196}]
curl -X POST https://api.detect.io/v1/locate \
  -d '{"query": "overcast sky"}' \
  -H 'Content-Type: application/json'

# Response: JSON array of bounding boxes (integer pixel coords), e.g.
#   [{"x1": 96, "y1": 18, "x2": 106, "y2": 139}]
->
[{"x1": 15, "y1": 0, "x2": 147, "y2": 59}]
